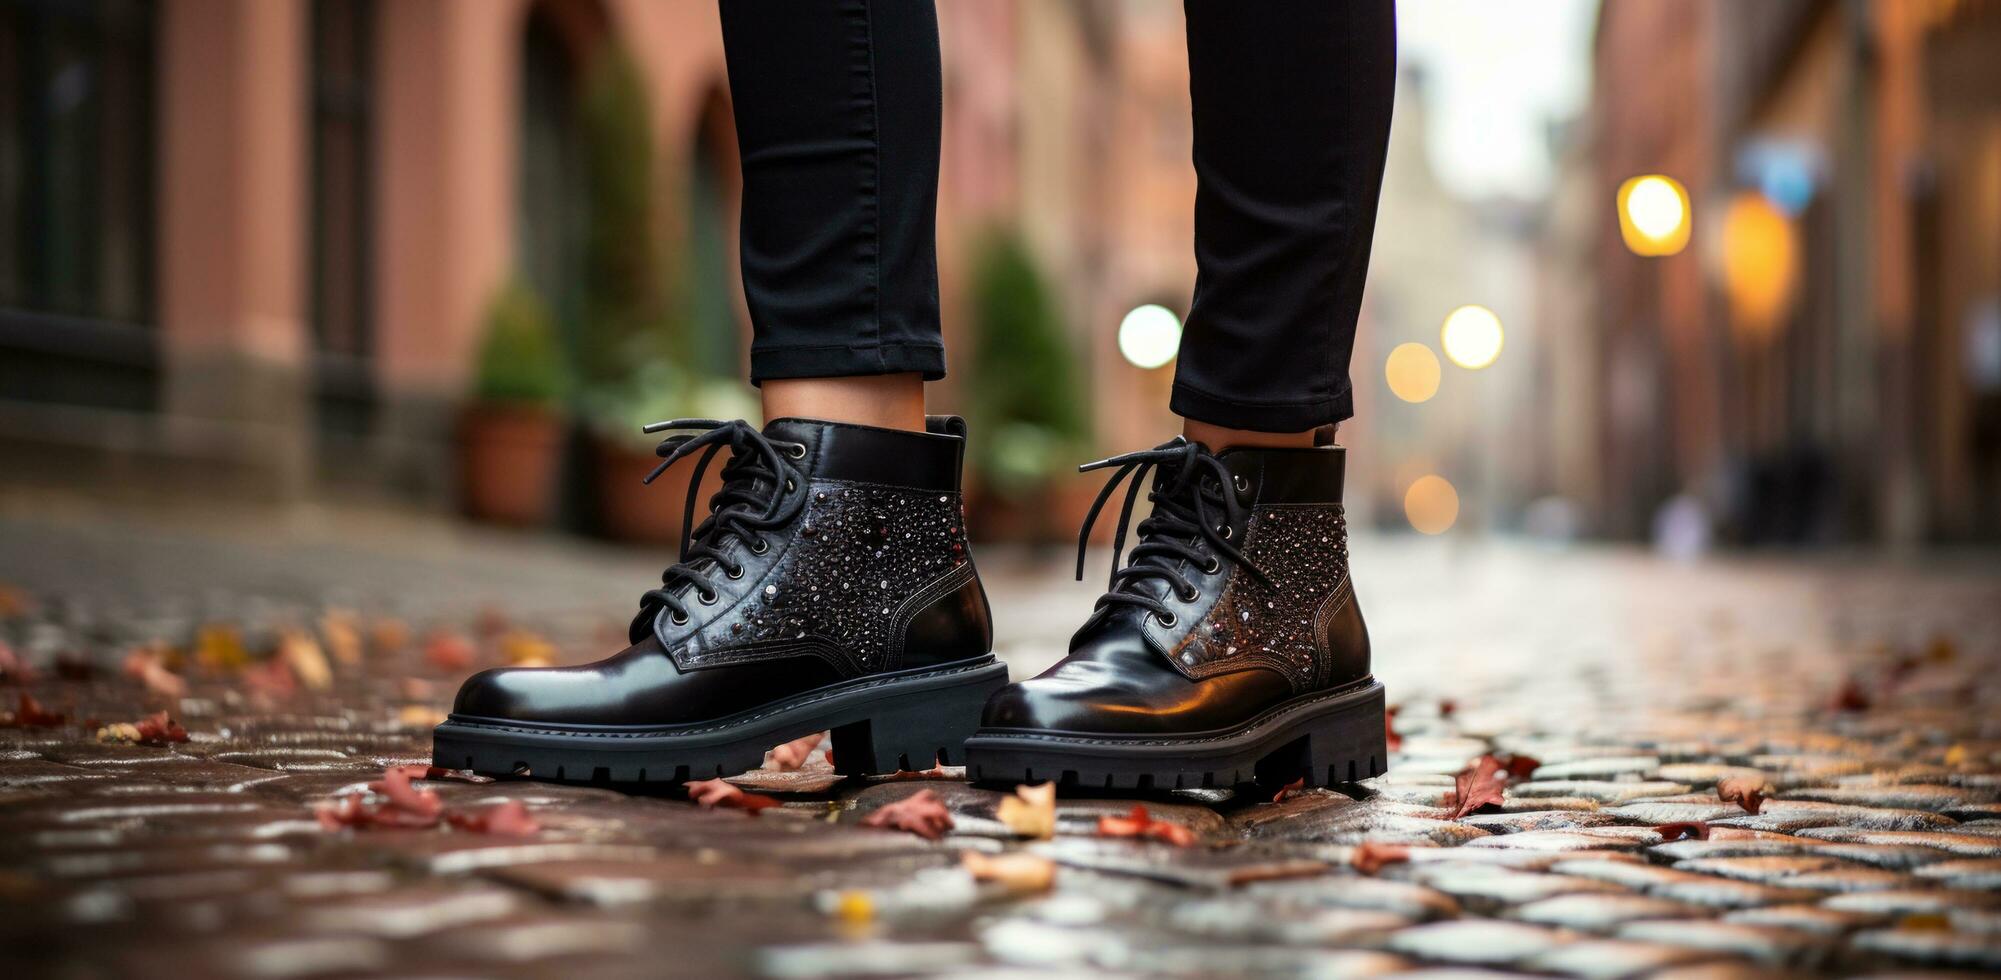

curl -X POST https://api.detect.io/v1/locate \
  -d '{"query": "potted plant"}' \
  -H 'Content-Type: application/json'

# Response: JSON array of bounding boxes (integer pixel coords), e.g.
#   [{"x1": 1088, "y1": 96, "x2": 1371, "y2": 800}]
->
[
  {"x1": 458, "y1": 281, "x2": 570, "y2": 526},
  {"x1": 962, "y1": 228, "x2": 1095, "y2": 543}
]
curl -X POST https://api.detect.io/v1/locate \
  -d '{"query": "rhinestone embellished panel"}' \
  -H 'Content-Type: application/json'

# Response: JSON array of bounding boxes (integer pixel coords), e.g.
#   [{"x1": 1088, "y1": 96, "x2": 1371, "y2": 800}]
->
[
  {"x1": 1166, "y1": 503, "x2": 1350, "y2": 691},
  {"x1": 667, "y1": 479, "x2": 970, "y2": 674}
]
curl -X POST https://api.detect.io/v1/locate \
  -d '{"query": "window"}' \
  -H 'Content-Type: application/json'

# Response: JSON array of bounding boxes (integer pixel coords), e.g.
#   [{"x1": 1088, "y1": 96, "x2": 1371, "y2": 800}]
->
[{"x1": 310, "y1": 0, "x2": 376, "y2": 436}]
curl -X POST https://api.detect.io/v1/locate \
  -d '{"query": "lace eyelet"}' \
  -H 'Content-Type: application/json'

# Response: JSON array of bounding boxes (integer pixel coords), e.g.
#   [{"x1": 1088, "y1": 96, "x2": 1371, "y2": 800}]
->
[
  {"x1": 1177, "y1": 585, "x2": 1199, "y2": 602},
  {"x1": 785, "y1": 479, "x2": 797, "y2": 492},
  {"x1": 750, "y1": 538, "x2": 769, "y2": 555},
  {"x1": 726, "y1": 565, "x2": 744, "y2": 580},
  {"x1": 1233, "y1": 474, "x2": 1250, "y2": 494},
  {"x1": 1203, "y1": 558, "x2": 1222, "y2": 575},
  {"x1": 698, "y1": 590, "x2": 718, "y2": 605},
  {"x1": 1155, "y1": 611, "x2": 1178, "y2": 629},
  {"x1": 784, "y1": 442, "x2": 807, "y2": 459},
  {"x1": 670, "y1": 611, "x2": 688, "y2": 626},
  {"x1": 1218, "y1": 525, "x2": 1233, "y2": 540}
]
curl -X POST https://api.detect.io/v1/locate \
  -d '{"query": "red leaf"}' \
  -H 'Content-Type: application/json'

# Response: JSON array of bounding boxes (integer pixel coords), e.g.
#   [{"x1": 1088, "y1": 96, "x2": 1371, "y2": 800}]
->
[
  {"x1": 1717, "y1": 776, "x2": 1770, "y2": 815},
  {"x1": 1655, "y1": 821, "x2": 1709, "y2": 841},
  {"x1": 1442, "y1": 755, "x2": 1508, "y2": 819},
  {"x1": 766, "y1": 732, "x2": 825, "y2": 771},
  {"x1": 860, "y1": 789, "x2": 955, "y2": 840},
  {"x1": 1096, "y1": 805, "x2": 1199, "y2": 847},
  {"x1": 0, "y1": 641, "x2": 35, "y2": 685},
  {"x1": 1270, "y1": 777, "x2": 1306, "y2": 803},
  {"x1": 1831, "y1": 677, "x2": 1870, "y2": 712},
  {"x1": 424, "y1": 630, "x2": 477, "y2": 673},
  {"x1": 365, "y1": 764, "x2": 444, "y2": 821},
  {"x1": 1384, "y1": 706, "x2": 1403, "y2": 752},
  {"x1": 445, "y1": 800, "x2": 541, "y2": 836},
  {"x1": 121, "y1": 646, "x2": 187, "y2": 700},
  {"x1": 131, "y1": 711, "x2": 189, "y2": 746},
  {"x1": 1438, "y1": 698, "x2": 1457, "y2": 717},
  {"x1": 1350, "y1": 841, "x2": 1410, "y2": 875},
  {"x1": 684, "y1": 777, "x2": 780, "y2": 814},
  {"x1": 5, "y1": 693, "x2": 66, "y2": 728},
  {"x1": 1498, "y1": 753, "x2": 1541, "y2": 780},
  {"x1": 242, "y1": 657, "x2": 297, "y2": 700}
]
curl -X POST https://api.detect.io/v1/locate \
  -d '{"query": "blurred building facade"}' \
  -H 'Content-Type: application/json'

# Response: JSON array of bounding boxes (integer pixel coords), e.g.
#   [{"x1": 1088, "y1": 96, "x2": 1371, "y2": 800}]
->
[
  {"x1": 0, "y1": 0, "x2": 1204, "y2": 509},
  {"x1": 1573, "y1": 0, "x2": 2001, "y2": 544}
]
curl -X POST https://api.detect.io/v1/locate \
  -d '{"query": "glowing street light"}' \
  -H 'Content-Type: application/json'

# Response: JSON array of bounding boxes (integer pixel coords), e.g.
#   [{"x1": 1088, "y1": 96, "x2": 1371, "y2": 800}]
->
[
  {"x1": 1403, "y1": 474, "x2": 1459, "y2": 535},
  {"x1": 1118, "y1": 304, "x2": 1181, "y2": 370},
  {"x1": 1617, "y1": 174, "x2": 1691, "y2": 256},
  {"x1": 1385, "y1": 342, "x2": 1441, "y2": 403},
  {"x1": 1440, "y1": 305, "x2": 1503, "y2": 370}
]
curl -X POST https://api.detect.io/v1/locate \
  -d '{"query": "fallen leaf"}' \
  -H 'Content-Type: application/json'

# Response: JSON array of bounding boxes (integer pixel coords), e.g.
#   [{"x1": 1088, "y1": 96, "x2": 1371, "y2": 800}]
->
[
  {"x1": 962, "y1": 850, "x2": 1055, "y2": 894},
  {"x1": 1899, "y1": 912, "x2": 1952, "y2": 931},
  {"x1": 499, "y1": 630, "x2": 557, "y2": 668},
  {"x1": 397, "y1": 704, "x2": 447, "y2": 729},
  {"x1": 279, "y1": 630, "x2": 334, "y2": 691},
  {"x1": 1654, "y1": 821, "x2": 1709, "y2": 841},
  {"x1": 242, "y1": 656, "x2": 298, "y2": 701},
  {"x1": 0, "y1": 641, "x2": 35, "y2": 684},
  {"x1": 121, "y1": 645, "x2": 187, "y2": 700},
  {"x1": 860, "y1": 788, "x2": 955, "y2": 840},
  {"x1": 370, "y1": 618, "x2": 411, "y2": 656},
  {"x1": 0, "y1": 584, "x2": 33, "y2": 617},
  {"x1": 1944, "y1": 745, "x2": 1968, "y2": 767},
  {"x1": 317, "y1": 764, "x2": 459, "y2": 831},
  {"x1": 995, "y1": 781, "x2": 1056, "y2": 840},
  {"x1": 1349, "y1": 841, "x2": 1410, "y2": 875},
  {"x1": 474, "y1": 606, "x2": 511, "y2": 638},
  {"x1": 424, "y1": 630, "x2": 477, "y2": 673},
  {"x1": 684, "y1": 777, "x2": 780, "y2": 813},
  {"x1": 132, "y1": 711, "x2": 189, "y2": 746},
  {"x1": 1270, "y1": 777, "x2": 1306, "y2": 803},
  {"x1": 366, "y1": 764, "x2": 444, "y2": 821},
  {"x1": 1442, "y1": 755, "x2": 1508, "y2": 819},
  {"x1": 1924, "y1": 635, "x2": 1957, "y2": 663},
  {"x1": 1497, "y1": 753, "x2": 1541, "y2": 780},
  {"x1": 1831, "y1": 676, "x2": 1870, "y2": 712},
  {"x1": 4, "y1": 693, "x2": 66, "y2": 728},
  {"x1": 1384, "y1": 706, "x2": 1403, "y2": 752},
  {"x1": 1096, "y1": 805, "x2": 1198, "y2": 847},
  {"x1": 1717, "y1": 776, "x2": 1770, "y2": 815},
  {"x1": 95, "y1": 722, "x2": 142, "y2": 744},
  {"x1": 1438, "y1": 698, "x2": 1457, "y2": 717},
  {"x1": 319, "y1": 611, "x2": 364, "y2": 665},
  {"x1": 829, "y1": 890, "x2": 874, "y2": 925},
  {"x1": 194, "y1": 623, "x2": 251, "y2": 672},
  {"x1": 766, "y1": 732, "x2": 825, "y2": 771},
  {"x1": 444, "y1": 800, "x2": 540, "y2": 836}
]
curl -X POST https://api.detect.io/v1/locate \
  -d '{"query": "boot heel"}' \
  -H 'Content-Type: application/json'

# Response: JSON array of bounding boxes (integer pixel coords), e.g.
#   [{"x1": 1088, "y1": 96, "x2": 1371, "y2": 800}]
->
[
  {"x1": 1252, "y1": 682, "x2": 1389, "y2": 788},
  {"x1": 831, "y1": 664, "x2": 1007, "y2": 775}
]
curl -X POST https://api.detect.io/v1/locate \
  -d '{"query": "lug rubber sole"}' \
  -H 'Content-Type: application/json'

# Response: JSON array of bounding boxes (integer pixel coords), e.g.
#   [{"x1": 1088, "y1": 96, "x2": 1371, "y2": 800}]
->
[
  {"x1": 963, "y1": 678, "x2": 1388, "y2": 791},
  {"x1": 432, "y1": 656, "x2": 1009, "y2": 784}
]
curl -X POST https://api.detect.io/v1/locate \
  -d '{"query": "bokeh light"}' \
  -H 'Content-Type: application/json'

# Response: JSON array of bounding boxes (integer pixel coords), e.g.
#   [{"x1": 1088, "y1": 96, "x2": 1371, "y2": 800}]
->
[
  {"x1": 1385, "y1": 342, "x2": 1442, "y2": 403},
  {"x1": 1440, "y1": 305, "x2": 1504, "y2": 370},
  {"x1": 1117, "y1": 304, "x2": 1182, "y2": 370},
  {"x1": 1404, "y1": 475, "x2": 1460, "y2": 535},
  {"x1": 1618, "y1": 174, "x2": 1692, "y2": 256},
  {"x1": 1720, "y1": 192, "x2": 1798, "y2": 341}
]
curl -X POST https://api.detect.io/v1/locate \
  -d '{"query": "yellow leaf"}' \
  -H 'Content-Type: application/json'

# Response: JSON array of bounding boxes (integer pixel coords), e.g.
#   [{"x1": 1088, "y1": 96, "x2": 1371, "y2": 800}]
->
[
  {"x1": 962, "y1": 850, "x2": 1055, "y2": 895},
  {"x1": 195, "y1": 624, "x2": 250, "y2": 672},
  {"x1": 319, "y1": 611, "x2": 364, "y2": 666},
  {"x1": 499, "y1": 630, "x2": 558, "y2": 666},
  {"x1": 398, "y1": 704, "x2": 447, "y2": 728},
  {"x1": 831, "y1": 890, "x2": 873, "y2": 924},
  {"x1": 995, "y1": 781, "x2": 1056, "y2": 840},
  {"x1": 1945, "y1": 745, "x2": 1968, "y2": 767},
  {"x1": 279, "y1": 630, "x2": 334, "y2": 691}
]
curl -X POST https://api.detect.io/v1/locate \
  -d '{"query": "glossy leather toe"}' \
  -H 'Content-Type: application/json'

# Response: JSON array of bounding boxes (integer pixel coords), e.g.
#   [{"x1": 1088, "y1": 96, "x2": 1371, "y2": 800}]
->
[
  {"x1": 980, "y1": 622, "x2": 1291, "y2": 735},
  {"x1": 449, "y1": 636, "x2": 842, "y2": 727}
]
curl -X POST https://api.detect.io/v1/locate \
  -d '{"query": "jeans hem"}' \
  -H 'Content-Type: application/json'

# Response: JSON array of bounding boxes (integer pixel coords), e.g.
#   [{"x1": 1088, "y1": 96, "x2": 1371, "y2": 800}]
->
[
  {"x1": 1169, "y1": 382, "x2": 1353, "y2": 432},
  {"x1": 750, "y1": 342, "x2": 946, "y2": 385}
]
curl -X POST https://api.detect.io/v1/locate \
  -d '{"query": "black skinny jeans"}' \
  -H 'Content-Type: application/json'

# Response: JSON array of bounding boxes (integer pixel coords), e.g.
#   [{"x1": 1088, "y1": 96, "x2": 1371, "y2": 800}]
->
[{"x1": 720, "y1": 1, "x2": 1395, "y2": 432}]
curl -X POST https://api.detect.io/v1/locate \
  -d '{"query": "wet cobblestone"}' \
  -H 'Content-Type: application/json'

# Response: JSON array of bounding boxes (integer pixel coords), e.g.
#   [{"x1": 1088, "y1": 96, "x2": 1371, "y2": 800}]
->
[{"x1": 1, "y1": 509, "x2": 1998, "y2": 977}]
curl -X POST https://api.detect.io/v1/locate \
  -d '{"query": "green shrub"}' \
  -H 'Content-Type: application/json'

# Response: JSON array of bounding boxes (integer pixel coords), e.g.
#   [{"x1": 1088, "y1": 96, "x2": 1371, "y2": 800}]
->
[
  {"x1": 578, "y1": 48, "x2": 664, "y2": 386},
  {"x1": 473, "y1": 281, "x2": 569, "y2": 406},
  {"x1": 966, "y1": 228, "x2": 1091, "y2": 491}
]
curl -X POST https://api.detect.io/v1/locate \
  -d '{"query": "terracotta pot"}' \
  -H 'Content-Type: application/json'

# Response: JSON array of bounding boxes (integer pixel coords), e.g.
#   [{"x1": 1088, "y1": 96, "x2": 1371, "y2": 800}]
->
[
  {"x1": 593, "y1": 439, "x2": 726, "y2": 545},
  {"x1": 458, "y1": 404, "x2": 566, "y2": 527}
]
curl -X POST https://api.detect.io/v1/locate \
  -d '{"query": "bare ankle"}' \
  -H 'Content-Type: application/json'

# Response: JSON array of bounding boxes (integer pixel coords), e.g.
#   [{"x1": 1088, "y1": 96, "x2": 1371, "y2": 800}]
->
[
  {"x1": 762, "y1": 373, "x2": 927, "y2": 432},
  {"x1": 1182, "y1": 419, "x2": 1331, "y2": 451}
]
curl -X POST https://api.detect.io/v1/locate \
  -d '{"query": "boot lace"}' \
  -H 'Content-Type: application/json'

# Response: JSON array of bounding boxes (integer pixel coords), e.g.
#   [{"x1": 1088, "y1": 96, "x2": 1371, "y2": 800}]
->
[
  {"x1": 633, "y1": 419, "x2": 808, "y2": 631},
  {"x1": 1073, "y1": 437, "x2": 1270, "y2": 626}
]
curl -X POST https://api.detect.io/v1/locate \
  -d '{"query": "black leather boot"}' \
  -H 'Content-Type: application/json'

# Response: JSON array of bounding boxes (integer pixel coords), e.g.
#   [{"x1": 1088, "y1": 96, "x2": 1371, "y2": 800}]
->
[
  {"x1": 434, "y1": 416, "x2": 1005, "y2": 783},
  {"x1": 965, "y1": 436, "x2": 1386, "y2": 790}
]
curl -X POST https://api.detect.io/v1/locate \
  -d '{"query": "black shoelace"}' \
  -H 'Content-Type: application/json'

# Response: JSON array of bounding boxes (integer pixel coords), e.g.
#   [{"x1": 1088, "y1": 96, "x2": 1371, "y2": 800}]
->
[
  {"x1": 635, "y1": 419, "x2": 808, "y2": 628},
  {"x1": 1074, "y1": 437, "x2": 1271, "y2": 626}
]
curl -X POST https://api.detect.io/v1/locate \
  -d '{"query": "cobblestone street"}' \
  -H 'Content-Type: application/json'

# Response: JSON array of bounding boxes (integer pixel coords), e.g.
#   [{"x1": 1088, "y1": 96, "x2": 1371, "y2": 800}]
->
[{"x1": 2, "y1": 500, "x2": 1999, "y2": 978}]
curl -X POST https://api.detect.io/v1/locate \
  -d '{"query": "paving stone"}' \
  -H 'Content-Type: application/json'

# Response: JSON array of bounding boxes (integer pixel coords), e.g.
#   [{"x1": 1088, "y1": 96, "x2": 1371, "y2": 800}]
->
[
  {"x1": 1550, "y1": 860, "x2": 1823, "y2": 909},
  {"x1": 296, "y1": 884, "x2": 520, "y2": 938},
  {"x1": 1241, "y1": 873, "x2": 1463, "y2": 921},
  {"x1": 1384, "y1": 919, "x2": 1570, "y2": 966},
  {"x1": 1530, "y1": 756, "x2": 1663, "y2": 781},
  {"x1": 1821, "y1": 889, "x2": 2001, "y2": 917},
  {"x1": 1710, "y1": 801, "x2": 1960, "y2": 833},
  {"x1": 1235, "y1": 795, "x2": 1491, "y2": 846},
  {"x1": 1616, "y1": 920, "x2": 1833, "y2": 967},
  {"x1": 1655, "y1": 765, "x2": 1778, "y2": 789},
  {"x1": 1510, "y1": 780, "x2": 1694, "y2": 803},
  {"x1": 1723, "y1": 903, "x2": 1888, "y2": 934},
  {"x1": 1851, "y1": 928, "x2": 2001, "y2": 970},
  {"x1": 1794, "y1": 829, "x2": 2001, "y2": 857},
  {"x1": 1521, "y1": 938, "x2": 1725, "y2": 978},
  {"x1": 482, "y1": 855, "x2": 802, "y2": 906},
  {"x1": 1782, "y1": 785, "x2": 1997, "y2": 810},
  {"x1": 1512, "y1": 893, "x2": 1712, "y2": 932},
  {"x1": 1673, "y1": 855, "x2": 1918, "y2": 892},
  {"x1": 1460, "y1": 809, "x2": 1621, "y2": 834},
  {"x1": 1913, "y1": 858, "x2": 2001, "y2": 889},
  {"x1": 1606, "y1": 799, "x2": 1753, "y2": 825},
  {"x1": 1462, "y1": 829, "x2": 1654, "y2": 852},
  {"x1": 1402, "y1": 865, "x2": 1627, "y2": 909}
]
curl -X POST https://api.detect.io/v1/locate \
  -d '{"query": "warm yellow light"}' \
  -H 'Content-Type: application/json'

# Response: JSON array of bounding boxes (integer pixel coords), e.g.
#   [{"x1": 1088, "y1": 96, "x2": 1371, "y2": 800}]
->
[
  {"x1": 1404, "y1": 475, "x2": 1459, "y2": 535},
  {"x1": 1384, "y1": 343, "x2": 1441, "y2": 403},
  {"x1": 1720, "y1": 192, "x2": 1798, "y2": 343},
  {"x1": 1618, "y1": 174, "x2": 1691, "y2": 256},
  {"x1": 1118, "y1": 304, "x2": 1182, "y2": 370},
  {"x1": 1440, "y1": 305, "x2": 1503, "y2": 370}
]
